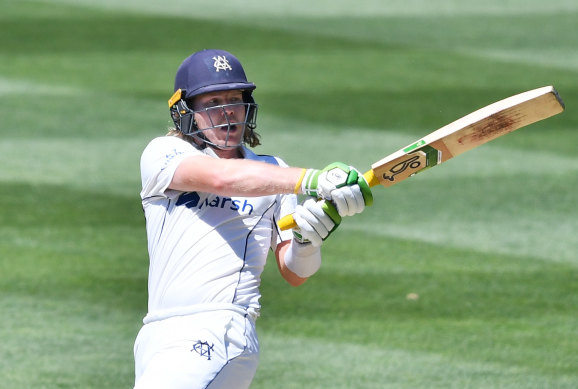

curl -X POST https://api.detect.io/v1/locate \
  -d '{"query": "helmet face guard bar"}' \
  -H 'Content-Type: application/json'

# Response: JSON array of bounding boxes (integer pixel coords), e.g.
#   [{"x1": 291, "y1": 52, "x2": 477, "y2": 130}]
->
[{"x1": 169, "y1": 89, "x2": 258, "y2": 149}]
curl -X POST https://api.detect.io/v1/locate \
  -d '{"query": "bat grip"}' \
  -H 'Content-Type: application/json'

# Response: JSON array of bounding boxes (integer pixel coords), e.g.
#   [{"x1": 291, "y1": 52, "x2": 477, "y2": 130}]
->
[
  {"x1": 363, "y1": 169, "x2": 379, "y2": 188},
  {"x1": 278, "y1": 169, "x2": 378, "y2": 231}
]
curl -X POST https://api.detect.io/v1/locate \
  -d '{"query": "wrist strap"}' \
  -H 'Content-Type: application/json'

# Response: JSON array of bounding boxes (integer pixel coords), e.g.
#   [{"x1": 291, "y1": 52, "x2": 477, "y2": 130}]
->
[{"x1": 294, "y1": 168, "x2": 307, "y2": 194}]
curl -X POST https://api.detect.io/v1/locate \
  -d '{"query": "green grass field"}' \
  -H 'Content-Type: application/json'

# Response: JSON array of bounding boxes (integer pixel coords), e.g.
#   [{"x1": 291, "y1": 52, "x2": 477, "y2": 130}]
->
[{"x1": 1, "y1": 0, "x2": 577, "y2": 387}]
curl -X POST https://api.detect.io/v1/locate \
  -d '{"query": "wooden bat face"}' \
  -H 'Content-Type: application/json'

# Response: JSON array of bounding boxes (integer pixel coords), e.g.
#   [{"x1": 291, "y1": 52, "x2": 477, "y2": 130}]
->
[{"x1": 370, "y1": 86, "x2": 565, "y2": 188}]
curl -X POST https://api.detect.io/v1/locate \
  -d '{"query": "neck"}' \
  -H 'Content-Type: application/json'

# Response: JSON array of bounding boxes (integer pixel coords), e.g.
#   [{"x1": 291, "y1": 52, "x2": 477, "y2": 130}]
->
[
  {"x1": 187, "y1": 135, "x2": 243, "y2": 159},
  {"x1": 212, "y1": 145, "x2": 243, "y2": 159}
]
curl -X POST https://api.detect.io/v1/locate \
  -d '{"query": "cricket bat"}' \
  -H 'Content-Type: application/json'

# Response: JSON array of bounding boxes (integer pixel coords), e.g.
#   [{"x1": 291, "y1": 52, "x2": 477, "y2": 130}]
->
[{"x1": 279, "y1": 85, "x2": 565, "y2": 231}]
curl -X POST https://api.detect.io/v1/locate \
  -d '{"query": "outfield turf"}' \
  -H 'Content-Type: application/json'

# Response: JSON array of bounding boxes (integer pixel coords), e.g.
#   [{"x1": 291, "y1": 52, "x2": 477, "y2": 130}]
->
[{"x1": 1, "y1": 0, "x2": 577, "y2": 387}]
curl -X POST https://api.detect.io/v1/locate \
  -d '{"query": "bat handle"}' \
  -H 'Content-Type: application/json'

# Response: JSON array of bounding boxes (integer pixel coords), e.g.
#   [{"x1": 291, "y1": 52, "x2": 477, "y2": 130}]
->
[
  {"x1": 278, "y1": 169, "x2": 377, "y2": 231},
  {"x1": 278, "y1": 212, "x2": 300, "y2": 231},
  {"x1": 363, "y1": 169, "x2": 379, "y2": 188}
]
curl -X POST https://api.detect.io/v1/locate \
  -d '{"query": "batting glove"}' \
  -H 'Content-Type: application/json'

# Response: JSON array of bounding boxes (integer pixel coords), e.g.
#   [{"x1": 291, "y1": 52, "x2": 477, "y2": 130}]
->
[
  {"x1": 299, "y1": 162, "x2": 373, "y2": 217},
  {"x1": 292, "y1": 198, "x2": 342, "y2": 247}
]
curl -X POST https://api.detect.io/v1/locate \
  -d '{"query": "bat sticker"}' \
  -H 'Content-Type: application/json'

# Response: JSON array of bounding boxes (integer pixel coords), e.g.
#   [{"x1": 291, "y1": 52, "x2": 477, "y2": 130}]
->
[
  {"x1": 403, "y1": 139, "x2": 426, "y2": 153},
  {"x1": 383, "y1": 154, "x2": 422, "y2": 181},
  {"x1": 384, "y1": 146, "x2": 442, "y2": 182}
]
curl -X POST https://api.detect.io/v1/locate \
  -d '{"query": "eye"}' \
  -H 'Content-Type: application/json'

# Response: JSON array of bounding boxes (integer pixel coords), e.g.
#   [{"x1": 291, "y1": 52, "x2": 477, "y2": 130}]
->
[
  {"x1": 205, "y1": 98, "x2": 220, "y2": 107},
  {"x1": 195, "y1": 99, "x2": 217, "y2": 110}
]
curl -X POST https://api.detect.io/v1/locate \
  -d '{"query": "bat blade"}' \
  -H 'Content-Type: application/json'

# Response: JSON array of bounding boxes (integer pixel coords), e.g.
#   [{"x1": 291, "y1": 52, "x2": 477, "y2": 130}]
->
[
  {"x1": 370, "y1": 85, "x2": 564, "y2": 187},
  {"x1": 279, "y1": 86, "x2": 565, "y2": 231}
]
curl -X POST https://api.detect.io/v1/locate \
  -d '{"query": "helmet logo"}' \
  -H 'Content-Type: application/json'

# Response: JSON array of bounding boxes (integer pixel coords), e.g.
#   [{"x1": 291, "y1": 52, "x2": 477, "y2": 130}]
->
[{"x1": 212, "y1": 56, "x2": 232, "y2": 72}]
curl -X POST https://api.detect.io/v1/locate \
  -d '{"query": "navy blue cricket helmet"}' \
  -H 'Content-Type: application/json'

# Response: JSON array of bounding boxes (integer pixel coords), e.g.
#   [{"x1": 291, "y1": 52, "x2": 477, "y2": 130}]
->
[
  {"x1": 174, "y1": 49, "x2": 256, "y2": 100},
  {"x1": 168, "y1": 50, "x2": 259, "y2": 149}
]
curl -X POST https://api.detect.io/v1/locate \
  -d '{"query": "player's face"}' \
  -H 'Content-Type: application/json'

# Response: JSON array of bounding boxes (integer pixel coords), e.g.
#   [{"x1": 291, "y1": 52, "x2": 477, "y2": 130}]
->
[{"x1": 192, "y1": 90, "x2": 247, "y2": 149}]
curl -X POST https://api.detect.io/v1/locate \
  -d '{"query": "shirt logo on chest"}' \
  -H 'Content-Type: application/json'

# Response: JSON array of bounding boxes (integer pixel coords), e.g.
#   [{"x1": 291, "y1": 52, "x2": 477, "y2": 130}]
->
[{"x1": 176, "y1": 192, "x2": 254, "y2": 215}]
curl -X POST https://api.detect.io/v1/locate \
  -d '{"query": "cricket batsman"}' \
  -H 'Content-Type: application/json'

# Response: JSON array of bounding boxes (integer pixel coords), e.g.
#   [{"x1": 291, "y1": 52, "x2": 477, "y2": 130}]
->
[{"x1": 133, "y1": 49, "x2": 373, "y2": 388}]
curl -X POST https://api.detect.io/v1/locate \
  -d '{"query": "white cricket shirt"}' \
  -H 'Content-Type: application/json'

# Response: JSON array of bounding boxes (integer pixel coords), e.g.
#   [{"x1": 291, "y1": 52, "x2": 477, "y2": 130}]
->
[{"x1": 140, "y1": 136, "x2": 295, "y2": 322}]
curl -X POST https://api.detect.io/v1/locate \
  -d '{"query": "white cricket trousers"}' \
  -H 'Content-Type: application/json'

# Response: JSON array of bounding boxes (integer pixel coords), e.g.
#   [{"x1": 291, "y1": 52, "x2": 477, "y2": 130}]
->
[{"x1": 133, "y1": 308, "x2": 259, "y2": 389}]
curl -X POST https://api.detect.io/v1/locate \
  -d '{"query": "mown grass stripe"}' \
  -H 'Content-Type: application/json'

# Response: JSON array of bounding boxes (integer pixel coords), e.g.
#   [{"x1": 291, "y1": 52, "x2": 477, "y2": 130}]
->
[
  {"x1": 33, "y1": 0, "x2": 578, "y2": 17},
  {"x1": 254, "y1": 332, "x2": 578, "y2": 389},
  {"x1": 0, "y1": 77, "x2": 82, "y2": 96}
]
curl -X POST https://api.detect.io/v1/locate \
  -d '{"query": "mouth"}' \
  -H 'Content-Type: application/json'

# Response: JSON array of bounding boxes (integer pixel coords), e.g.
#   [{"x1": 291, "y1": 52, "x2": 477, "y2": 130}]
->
[
  {"x1": 213, "y1": 123, "x2": 241, "y2": 145},
  {"x1": 217, "y1": 123, "x2": 243, "y2": 135}
]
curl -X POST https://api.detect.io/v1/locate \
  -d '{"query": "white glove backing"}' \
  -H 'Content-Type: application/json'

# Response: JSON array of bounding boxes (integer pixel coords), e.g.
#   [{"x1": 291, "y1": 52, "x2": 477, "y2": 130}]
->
[
  {"x1": 292, "y1": 198, "x2": 341, "y2": 247},
  {"x1": 331, "y1": 184, "x2": 366, "y2": 216}
]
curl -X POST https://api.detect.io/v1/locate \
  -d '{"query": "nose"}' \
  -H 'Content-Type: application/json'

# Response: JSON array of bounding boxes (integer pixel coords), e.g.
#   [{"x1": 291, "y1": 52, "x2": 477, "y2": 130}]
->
[
  {"x1": 222, "y1": 103, "x2": 244, "y2": 120},
  {"x1": 224, "y1": 105, "x2": 235, "y2": 117},
  {"x1": 218, "y1": 108, "x2": 233, "y2": 126}
]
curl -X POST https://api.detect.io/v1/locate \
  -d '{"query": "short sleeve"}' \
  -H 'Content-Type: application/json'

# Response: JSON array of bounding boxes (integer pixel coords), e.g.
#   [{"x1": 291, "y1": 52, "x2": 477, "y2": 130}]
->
[{"x1": 140, "y1": 136, "x2": 203, "y2": 200}]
